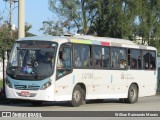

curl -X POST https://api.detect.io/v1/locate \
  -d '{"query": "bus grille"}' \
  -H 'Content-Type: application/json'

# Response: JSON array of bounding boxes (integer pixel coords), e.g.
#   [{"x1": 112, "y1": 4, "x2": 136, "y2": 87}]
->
[{"x1": 14, "y1": 85, "x2": 40, "y2": 90}]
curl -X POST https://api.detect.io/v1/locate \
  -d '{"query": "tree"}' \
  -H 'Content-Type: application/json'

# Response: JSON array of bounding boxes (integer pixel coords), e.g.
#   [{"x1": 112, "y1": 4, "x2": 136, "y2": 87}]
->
[
  {"x1": 0, "y1": 22, "x2": 34, "y2": 49},
  {"x1": 43, "y1": 0, "x2": 160, "y2": 52},
  {"x1": 0, "y1": 22, "x2": 15, "y2": 58},
  {"x1": 25, "y1": 23, "x2": 35, "y2": 37},
  {"x1": 42, "y1": 0, "x2": 96, "y2": 35},
  {"x1": 133, "y1": 0, "x2": 160, "y2": 48},
  {"x1": 48, "y1": 0, "x2": 81, "y2": 34},
  {"x1": 87, "y1": 0, "x2": 139, "y2": 38},
  {"x1": 40, "y1": 20, "x2": 64, "y2": 35},
  {"x1": 45, "y1": 0, "x2": 139, "y2": 38}
]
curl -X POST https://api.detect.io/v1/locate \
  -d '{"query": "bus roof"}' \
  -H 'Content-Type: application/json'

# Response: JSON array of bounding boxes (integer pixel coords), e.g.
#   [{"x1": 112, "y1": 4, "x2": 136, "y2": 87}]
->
[
  {"x1": 71, "y1": 35, "x2": 156, "y2": 51},
  {"x1": 16, "y1": 35, "x2": 156, "y2": 51},
  {"x1": 73, "y1": 35, "x2": 135, "y2": 44},
  {"x1": 17, "y1": 35, "x2": 67, "y2": 42}
]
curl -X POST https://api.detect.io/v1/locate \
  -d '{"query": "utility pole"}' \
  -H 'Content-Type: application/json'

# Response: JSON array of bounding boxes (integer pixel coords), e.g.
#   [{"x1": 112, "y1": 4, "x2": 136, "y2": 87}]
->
[
  {"x1": 9, "y1": 0, "x2": 12, "y2": 27},
  {"x1": 18, "y1": 0, "x2": 25, "y2": 38},
  {"x1": 9, "y1": 0, "x2": 13, "y2": 36}
]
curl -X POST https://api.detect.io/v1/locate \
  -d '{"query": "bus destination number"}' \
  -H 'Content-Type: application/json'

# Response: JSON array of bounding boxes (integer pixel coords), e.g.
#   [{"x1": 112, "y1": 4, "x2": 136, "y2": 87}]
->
[{"x1": 82, "y1": 73, "x2": 93, "y2": 80}]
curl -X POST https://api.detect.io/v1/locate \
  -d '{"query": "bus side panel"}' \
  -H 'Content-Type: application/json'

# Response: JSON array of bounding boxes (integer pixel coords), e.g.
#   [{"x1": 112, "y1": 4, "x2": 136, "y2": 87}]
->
[
  {"x1": 135, "y1": 70, "x2": 157, "y2": 97},
  {"x1": 54, "y1": 69, "x2": 129, "y2": 101},
  {"x1": 125, "y1": 70, "x2": 157, "y2": 97},
  {"x1": 54, "y1": 69, "x2": 157, "y2": 101},
  {"x1": 54, "y1": 73, "x2": 74, "y2": 101}
]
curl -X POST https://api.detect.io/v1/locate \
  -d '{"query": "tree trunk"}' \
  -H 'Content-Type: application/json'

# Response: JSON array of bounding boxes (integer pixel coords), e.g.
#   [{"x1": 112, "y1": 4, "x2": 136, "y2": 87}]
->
[{"x1": 81, "y1": 0, "x2": 87, "y2": 34}]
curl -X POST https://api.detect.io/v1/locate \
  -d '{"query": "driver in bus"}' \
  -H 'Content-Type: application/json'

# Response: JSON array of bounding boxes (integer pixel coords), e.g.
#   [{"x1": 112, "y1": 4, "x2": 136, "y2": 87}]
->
[
  {"x1": 57, "y1": 49, "x2": 66, "y2": 69},
  {"x1": 35, "y1": 52, "x2": 53, "y2": 76},
  {"x1": 45, "y1": 52, "x2": 53, "y2": 63},
  {"x1": 57, "y1": 49, "x2": 67, "y2": 77}
]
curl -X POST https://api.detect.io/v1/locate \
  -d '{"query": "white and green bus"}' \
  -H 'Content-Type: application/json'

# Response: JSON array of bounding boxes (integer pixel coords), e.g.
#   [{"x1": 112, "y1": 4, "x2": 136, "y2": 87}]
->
[{"x1": 5, "y1": 35, "x2": 157, "y2": 106}]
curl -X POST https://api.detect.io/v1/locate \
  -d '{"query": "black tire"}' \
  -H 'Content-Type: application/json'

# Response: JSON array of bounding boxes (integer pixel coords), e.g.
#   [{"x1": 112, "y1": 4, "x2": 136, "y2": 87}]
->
[
  {"x1": 69, "y1": 85, "x2": 84, "y2": 107},
  {"x1": 31, "y1": 101, "x2": 43, "y2": 106},
  {"x1": 81, "y1": 88, "x2": 86, "y2": 105},
  {"x1": 126, "y1": 84, "x2": 138, "y2": 103}
]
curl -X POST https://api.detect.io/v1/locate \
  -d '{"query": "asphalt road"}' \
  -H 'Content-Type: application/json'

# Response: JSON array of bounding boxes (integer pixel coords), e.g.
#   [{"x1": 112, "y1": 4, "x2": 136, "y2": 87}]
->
[
  {"x1": 0, "y1": 94, "x2": 160, "y2": 111},
  {"x1": 0, "y1": 94, "x2": 160, "y2": 120}
]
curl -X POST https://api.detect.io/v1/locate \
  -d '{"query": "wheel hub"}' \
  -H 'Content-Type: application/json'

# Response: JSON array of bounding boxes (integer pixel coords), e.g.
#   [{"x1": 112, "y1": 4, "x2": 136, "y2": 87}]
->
[{"x1": 73, "y1": 90, "x2": 81, "y2": 103}]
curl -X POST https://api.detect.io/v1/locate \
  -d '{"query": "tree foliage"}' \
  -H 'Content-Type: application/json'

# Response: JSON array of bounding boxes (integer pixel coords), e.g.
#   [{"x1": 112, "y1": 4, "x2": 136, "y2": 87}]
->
[
  {"x1": 44, "y1": 0, "x2": 138, "y2": 38},
  {"x1": 134, "y1": 0, "x2": 160, "y2": 47},
  {"x1": 0, "y1": 22, "x2": 34, "y2": 57},
  {"x1": 48, "y1": 0, "x2": 83, "y2": 33},
  {"x1": 89, "y1": 0, "x2": 137, "y2": 38},
  {"x1": 0, "y1": 23, "x2": 16, "y2": 50},
  {"x1": 40, "y1": 20, "x2": 64, "y2": 35},
  {"x1": 41, "y1": 0, "x2": 160, "y2": 50},
  {"x1": 40, "y1": 0, "x2": 96, "y2": 35}
]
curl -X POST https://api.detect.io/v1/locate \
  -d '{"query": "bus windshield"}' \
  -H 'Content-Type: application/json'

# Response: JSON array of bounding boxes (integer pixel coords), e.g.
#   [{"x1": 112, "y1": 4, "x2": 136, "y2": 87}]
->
[{"x1": 7, "y1": 41, "x2": 57, "y2": 80}]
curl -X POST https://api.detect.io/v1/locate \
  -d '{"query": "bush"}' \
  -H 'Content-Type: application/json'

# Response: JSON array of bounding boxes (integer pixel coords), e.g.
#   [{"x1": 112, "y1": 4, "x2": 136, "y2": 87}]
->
[{"x1": 0, "y1": 80, "x2": 3, "y2": 88}]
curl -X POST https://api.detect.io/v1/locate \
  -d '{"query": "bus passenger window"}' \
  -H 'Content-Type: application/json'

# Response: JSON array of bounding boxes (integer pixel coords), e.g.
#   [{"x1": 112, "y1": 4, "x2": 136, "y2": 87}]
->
[
  {"x1": 83, "y1": 47, "x2": 91, "y2": 67},
  {"x1": 142, "y1": 51, "x2": 149, "y2": 69},
  {"x1": 111, "y1": 49, "x2": 119, "y2": 68},
  {"x1": 137, "y1": 51, "x2": 142, "y2": 69},
  {"x1": 75, "y1": 56, "x2": 81, "y2": 67},
  {"x1": 149, "y1": 51, "x2": 156, "y2": 70},
  {"x1": 93, "y1": 46, "x2": 102, "y2": 68},
  {"x1": 74, "y1": 45, "x2": 82, "y2": 68},
  {"x1": 111, "y1": 48, "x2": 127, "y2": 69},
  {"x1": 57, "y1": 46, "x2": 71, "y2": 78},
  {"x1": 74, "y1": 44, "x2": 91, "y2": 68},
  {"x1": 102, "y1": 47, "x2": 110, "y2": 68},
  {"x1": 130, "y1": 59, "x2": 136, "y2": 68},
  {"x1": 130, "y1": 49, "x2": 141, "y2": 69}
]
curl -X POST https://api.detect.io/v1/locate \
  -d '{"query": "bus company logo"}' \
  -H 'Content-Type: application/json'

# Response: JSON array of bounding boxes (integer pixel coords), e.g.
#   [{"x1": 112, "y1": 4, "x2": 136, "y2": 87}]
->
[
  {"x1": 2, "y1": 112, "x2": 11, "y2": 117},
  {"x1": 121, "y1": 73, "x2": 134, "y2": 80},
  {"x1": 24, "y1": 85, "x2": 29, "y2": 89}
]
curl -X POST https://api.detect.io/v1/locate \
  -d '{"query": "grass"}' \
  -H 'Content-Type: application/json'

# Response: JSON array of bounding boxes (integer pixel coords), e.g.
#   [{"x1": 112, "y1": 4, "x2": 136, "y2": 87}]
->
[{"x1": 0, "y1": 80, "x2": 3, "y2": 88}]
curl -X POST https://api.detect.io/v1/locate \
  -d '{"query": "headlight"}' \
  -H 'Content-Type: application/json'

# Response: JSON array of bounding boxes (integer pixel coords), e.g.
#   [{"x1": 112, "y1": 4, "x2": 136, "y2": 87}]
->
[
  {"x1": 41, "y1": 82, "x2": 51, "y2": 90},
  {"x1": 6, "y1": 79, "x2": 13, "y2": 88}
]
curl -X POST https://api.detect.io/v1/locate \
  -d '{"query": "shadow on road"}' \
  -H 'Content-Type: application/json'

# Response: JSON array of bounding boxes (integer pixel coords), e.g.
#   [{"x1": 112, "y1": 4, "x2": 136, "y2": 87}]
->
[
  {"x1": 0, "y1": 98, "x2": 124, "y2": 108},
  {"x1": 0, "y1": 94, "x2": 159, "y2": 108}
]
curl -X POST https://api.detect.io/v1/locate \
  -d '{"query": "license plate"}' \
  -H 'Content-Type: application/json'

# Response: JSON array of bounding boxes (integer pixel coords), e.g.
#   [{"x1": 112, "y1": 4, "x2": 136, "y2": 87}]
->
[{"x1": 20, "y1": 91, "x2": 30, "y2": 97}]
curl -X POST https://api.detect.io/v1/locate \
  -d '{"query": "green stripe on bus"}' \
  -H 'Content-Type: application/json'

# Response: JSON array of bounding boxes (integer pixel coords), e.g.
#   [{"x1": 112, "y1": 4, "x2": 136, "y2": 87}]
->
[{"x1": 71, "y1": 39, "x2": 92, "y2": 44}]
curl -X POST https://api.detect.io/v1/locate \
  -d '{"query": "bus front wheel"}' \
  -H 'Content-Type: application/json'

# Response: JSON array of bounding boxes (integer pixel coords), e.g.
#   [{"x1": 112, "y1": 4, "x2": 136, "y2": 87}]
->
[
  {"x1": 69, "y1": 85, "x2": 85, "y2": 107},
  {"x1": 126, "y1": 84, "x2": 138, "y2": 103}
]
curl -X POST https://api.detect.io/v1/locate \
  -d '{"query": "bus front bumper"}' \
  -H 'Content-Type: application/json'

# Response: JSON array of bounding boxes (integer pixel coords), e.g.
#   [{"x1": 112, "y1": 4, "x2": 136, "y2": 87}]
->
[{"x1": 5, "y1": 85, "x2": 55, "y2": 101}]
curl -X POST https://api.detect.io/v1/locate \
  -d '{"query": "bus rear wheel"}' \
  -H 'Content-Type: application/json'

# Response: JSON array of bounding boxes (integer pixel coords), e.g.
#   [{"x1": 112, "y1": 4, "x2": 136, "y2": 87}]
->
[
  {"x1": 69, "y1": 85, "x2": 85, "y2": 107},
  {"x1": 126, "y1": 84, "x2": 138, "y2": 103}
]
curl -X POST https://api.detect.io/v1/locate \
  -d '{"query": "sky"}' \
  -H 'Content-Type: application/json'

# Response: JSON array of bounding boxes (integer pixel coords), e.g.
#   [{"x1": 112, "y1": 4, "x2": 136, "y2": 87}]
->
[{"x1": 0, "y1": 0, "x2": 53, "y2": 36}]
